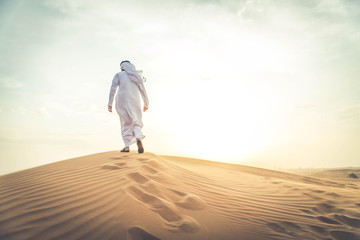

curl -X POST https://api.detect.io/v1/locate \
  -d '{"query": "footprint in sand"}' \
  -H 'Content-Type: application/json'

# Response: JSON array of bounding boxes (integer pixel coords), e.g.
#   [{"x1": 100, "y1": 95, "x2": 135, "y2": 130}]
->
[
  {"x1": 164, "y1": 215, "x2": 201, "y2": 233},
  {"x1": 312, "y1": 202, "x2": 344, "y2": 215},
  {"x1": 316, "y1": 216, "x2": 341, "y2": 225},
  {"x1": 325, "y1": 192, "x2": 341, "y2": 198},
  {"x1": 124, "y1": 159, "x2": 205, "y2": 233},
  {"x1": 266, "y1": 222, "x2": 301, "y2": 237},
  {"x1": 171, "y1": 190, "x2": 207, "y2": 210},
  {"x1": 330, "y1": 230, "x2": 360, "y2": 240},
  {"x1": 146, "y1": 160, "x2": 166, "y2": 170},
  {"x1": 116, "y1": 162, "x2": 127, "y2": 167},
  {"x1": 141, "y1": 165, "x2": 158, "y2": 174},
  {"x1": 270, "y1": 181, "x2": 282, "y2": 185},
  {"x1": 309, "y1": 189, "x2": 325, "y2": 194},
  {"x1": 127, "y1": 226, "x2": 161, "y2": 240},
  {"x1": 112, "y1": 156, "x2": 129, "y2": 160},
  {"x1": 303, "y1": 192, "x2": 322, "y2": 200},
  {"x1": 334, "y1": 214, "x2": 360, "y2": 228},
  {"x1": 136, "y1": 181, "x2": 207, "y2": 211},
  {"x1": 313, "y1": 202, "x2": 336, "y2": 213},
  {"x1": 137, "y1": 157, "x2": 149, "y2": 162},
  {"x1": 308, "y1": 225, "x2": 328, "y2": 236},
  {"x1": 126, "y1": 185, "x2": 201, "y2": 233},
  {"x1": 299, "y1": 209, "x2": 315, "y2": 215},
  {"x1": 280, "y1": 221, "x2": 302, "y2": 232},
  {"x1": 126, "y1": 172, "x2": 150, "y2": 184},
  {"x1": 102, "y1": 163, "x2": 127, "y2": 170}
]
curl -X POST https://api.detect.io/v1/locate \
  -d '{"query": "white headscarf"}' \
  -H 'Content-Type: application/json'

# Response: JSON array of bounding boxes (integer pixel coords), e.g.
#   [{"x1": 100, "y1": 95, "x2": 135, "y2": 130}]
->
[{"x1": 120, "y1": 61, "x2": 143, "y2": 85}]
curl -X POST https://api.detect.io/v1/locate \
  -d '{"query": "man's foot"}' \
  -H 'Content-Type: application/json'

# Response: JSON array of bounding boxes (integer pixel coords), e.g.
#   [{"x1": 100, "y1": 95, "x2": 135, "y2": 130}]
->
[
  {"x1": 137, "y1": 139, "x2": 144, "y2": 154},
  {"x1": 121, "y1": 147, "x2": 130, "y2": 152}
]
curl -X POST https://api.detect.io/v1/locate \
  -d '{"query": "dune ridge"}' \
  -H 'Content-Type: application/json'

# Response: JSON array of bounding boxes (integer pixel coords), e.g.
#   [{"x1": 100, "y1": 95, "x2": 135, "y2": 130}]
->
[{"x1": 1, "y1": 151, "x2": 360, "y2": 240}]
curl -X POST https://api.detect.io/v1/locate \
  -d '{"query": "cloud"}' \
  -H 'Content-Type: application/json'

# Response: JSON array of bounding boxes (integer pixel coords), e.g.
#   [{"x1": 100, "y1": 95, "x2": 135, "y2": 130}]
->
[
  {"x1": 0, "y1": 77, "x2": 23, "y2": 88},
  {"x1": 335, "y1": 106, "x2": 360, "y2": 121},
  {"x1": 42, "y1": 0, "x2": 82, "y2": 15},
  {"x1": 11, "y1": 107, "x2": 29, "y2": 115},
  {"x1": 333, "y1": 99, "x2": 360, "y2": 121},
  {"x1": 316, "y1": 0, "x2": 348, "y2": 16}
]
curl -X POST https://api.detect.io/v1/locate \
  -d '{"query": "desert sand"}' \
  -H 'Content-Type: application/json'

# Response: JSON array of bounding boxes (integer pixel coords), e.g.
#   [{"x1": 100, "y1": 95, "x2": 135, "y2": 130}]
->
[{"x1": 1, "y1": 151, "x2": 360, "y2": 240}]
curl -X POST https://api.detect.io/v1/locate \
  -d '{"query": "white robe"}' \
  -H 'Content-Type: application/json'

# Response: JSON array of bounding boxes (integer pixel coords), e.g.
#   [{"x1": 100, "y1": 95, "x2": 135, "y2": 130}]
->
[{"x1": 108, "y1": 71, "x2": 149, "y2": 147}]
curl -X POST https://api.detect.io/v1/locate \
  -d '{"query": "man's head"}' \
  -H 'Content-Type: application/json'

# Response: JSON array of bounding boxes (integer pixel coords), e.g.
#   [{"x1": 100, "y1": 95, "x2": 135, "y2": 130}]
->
[{"x1": 120, "y1": 60, "x2": 131, "y2": 70}]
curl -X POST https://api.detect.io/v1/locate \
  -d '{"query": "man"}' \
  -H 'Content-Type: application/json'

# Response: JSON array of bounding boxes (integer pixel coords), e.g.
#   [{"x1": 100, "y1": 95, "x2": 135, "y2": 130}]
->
[{"x1": 108, "y1": 60, "x2": 149, "y2": 153}]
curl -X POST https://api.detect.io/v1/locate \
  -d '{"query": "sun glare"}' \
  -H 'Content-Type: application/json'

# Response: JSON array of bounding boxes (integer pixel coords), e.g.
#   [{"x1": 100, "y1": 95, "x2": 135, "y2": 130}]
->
[
  {"x1": 151, "y1": 32, "x2": 296, "y2": 163},
  {"x1": 155, "y1": 71, "x2": 277, "y2": 162}
]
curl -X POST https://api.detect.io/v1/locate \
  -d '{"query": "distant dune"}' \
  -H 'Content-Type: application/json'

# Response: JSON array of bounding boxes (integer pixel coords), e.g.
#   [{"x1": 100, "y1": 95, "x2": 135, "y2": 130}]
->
[{"x1": 1, "y1": 152, "x2": 360, "y2": 240}]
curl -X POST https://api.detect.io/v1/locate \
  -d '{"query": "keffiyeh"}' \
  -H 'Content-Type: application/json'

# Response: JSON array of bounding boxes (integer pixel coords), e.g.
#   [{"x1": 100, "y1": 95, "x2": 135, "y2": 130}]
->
[{"x1": 120, "y1": 61, "x2": 143, "y2": 85}]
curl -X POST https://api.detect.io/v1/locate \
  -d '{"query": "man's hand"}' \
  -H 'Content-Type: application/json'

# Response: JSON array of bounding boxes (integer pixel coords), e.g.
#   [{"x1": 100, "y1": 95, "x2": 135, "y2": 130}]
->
[
  {"x1": 108, "y1": 106, "x2": 112, "y2": 112},
  {"x1": 143, "y1": 106, "x2": 148, "y2": 112}
]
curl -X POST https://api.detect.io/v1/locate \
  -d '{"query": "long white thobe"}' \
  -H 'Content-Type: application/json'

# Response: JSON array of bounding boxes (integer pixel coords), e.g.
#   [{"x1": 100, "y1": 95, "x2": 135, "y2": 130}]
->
[{"x1": 108, "y1": 71, "x2": 149, "y2": 147}]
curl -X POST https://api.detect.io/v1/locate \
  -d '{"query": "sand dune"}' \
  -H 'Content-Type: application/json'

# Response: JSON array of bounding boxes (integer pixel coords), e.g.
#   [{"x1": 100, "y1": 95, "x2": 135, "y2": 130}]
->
[{"x1": 1, "y1": 152, "x2": 360, "y2": 240}]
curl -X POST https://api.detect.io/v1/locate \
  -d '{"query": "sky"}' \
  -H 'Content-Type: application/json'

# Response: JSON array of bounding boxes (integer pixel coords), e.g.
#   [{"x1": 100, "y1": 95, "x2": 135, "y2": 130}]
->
[{"x1": 0, "y1": 0, "x2": 359, "y2": 175}]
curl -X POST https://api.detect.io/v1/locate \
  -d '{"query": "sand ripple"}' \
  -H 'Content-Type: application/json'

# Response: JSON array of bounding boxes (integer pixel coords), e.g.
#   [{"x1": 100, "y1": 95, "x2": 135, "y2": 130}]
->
[{"x1": 0, "y1": 152, "x2": 360, "y2": 240}]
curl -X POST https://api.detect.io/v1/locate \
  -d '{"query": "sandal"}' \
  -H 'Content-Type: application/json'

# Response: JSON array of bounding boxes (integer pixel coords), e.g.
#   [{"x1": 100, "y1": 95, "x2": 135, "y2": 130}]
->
[
  {"x1": 137, "y1": 139, "x2": 144, "y2": 154},
  {"x1": 120, "y1": 147, "x2": 130, "y2": 152}
]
